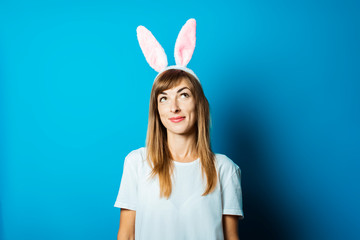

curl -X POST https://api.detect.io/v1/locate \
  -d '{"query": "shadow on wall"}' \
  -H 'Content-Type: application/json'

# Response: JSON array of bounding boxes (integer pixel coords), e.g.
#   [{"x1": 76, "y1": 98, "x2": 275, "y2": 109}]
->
[
  {"x1": 218, "y1": 73, "x2": 295, "y2": 240},
  {"x1": 228, "y1": 124, "x2": 290, "y2": 240}
]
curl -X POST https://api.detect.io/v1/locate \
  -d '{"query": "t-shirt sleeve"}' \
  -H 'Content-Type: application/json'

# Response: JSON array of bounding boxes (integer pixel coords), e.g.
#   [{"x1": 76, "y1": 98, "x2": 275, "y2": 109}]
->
[
  {"x1": 221, "y1": 167, "x2": 244, "y2": 219},
  {"x1": 114, "y1": 151, "x2": 138, "y2": 211}
]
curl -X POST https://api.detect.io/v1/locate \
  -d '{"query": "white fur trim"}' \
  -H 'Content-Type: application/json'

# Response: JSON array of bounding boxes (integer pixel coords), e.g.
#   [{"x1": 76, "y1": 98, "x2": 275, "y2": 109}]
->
[{"x1": 154, "y1": 65, "x2": 200, "y2": 83}]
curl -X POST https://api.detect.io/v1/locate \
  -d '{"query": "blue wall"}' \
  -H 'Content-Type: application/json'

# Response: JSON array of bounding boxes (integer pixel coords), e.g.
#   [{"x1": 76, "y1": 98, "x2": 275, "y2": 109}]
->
[{"x1": 1, "y1": 0, "x2": 359, "y2": 239}]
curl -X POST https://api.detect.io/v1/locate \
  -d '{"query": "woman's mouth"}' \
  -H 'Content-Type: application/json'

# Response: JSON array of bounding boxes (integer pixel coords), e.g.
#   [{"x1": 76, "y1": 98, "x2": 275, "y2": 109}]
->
[{"x1": 169, "y1": 117, "x2": 185, "y2": 123}]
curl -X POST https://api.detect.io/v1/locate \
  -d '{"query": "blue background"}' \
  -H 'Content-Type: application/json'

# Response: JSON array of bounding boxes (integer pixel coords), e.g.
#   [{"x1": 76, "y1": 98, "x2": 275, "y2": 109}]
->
[{"x1": 1, "y1": 0, "x2": 359, "y2": 239}]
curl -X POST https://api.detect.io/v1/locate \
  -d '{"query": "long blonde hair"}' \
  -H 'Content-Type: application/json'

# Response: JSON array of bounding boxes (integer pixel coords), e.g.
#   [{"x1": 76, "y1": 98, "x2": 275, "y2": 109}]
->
[{"x1": 145, "y1": 69, "x2": 218, "y2": 199}]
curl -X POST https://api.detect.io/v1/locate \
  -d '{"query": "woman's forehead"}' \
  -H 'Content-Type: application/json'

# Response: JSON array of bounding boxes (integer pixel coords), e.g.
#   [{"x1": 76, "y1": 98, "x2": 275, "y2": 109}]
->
[{"x1": 160, "y1": 78, "x2": 191, "y2": 93}]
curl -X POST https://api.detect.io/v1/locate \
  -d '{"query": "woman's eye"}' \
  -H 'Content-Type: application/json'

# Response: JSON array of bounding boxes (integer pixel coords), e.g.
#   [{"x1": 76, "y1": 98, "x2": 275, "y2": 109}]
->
[{"x1": 159, "y1": 93, "x2": 189, "y2": 102}]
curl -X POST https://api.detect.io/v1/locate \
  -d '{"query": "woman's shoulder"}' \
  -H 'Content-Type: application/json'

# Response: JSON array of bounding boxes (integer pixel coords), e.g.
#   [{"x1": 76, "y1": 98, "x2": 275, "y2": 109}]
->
[
  {"x1": 214, "y1": 152, "x2": 241, "y2": 174},
  {"x1": 124, "y1": 146, "x2": 146, "y2": 165},
  {"x1": 126, "y1": 146, "x2": 146, "y2": 156},
  {"x1": 214, "y1": 153, "x2": 241, "y2": 187}
]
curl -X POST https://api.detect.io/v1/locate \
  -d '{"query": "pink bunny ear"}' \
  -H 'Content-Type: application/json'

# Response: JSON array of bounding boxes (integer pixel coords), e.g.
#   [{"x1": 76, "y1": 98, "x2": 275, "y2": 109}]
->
[
  {"x1": 174, "y1": 18, "x2": 196, "y2": 67},
  {"x1": 136, "y1": 25, "x2": 168, "y2": 72}
]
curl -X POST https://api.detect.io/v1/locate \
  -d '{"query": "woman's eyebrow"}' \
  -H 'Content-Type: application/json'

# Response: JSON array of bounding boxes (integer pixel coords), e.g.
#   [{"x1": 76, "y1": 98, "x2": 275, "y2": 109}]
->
[{"x1": 159, "y1": 87, "x2": 190, "y2": 95}]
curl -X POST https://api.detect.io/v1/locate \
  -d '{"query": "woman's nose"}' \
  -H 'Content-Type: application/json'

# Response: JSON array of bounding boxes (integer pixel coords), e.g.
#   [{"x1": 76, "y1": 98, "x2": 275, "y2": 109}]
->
[{"x1": 170, "y1": 99, "x2": 180, "y2": 113}]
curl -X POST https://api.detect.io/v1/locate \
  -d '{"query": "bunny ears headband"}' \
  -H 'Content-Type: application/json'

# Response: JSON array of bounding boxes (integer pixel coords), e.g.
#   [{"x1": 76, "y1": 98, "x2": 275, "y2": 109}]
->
[{"x1": 136, "y1": 18, "x2": 200, "y2": 83}]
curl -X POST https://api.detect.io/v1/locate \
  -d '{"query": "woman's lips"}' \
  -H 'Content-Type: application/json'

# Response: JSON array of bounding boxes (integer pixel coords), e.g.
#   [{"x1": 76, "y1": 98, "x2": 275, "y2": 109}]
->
[{"x1": 169, "y1": 117, "x2": 185, "y2": 123}]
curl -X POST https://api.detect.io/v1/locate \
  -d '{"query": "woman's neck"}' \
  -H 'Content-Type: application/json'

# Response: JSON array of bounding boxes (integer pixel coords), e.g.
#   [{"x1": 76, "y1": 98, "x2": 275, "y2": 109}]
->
[{"x1": 167, "y1": 130, "x2": 198, "y2": 162}]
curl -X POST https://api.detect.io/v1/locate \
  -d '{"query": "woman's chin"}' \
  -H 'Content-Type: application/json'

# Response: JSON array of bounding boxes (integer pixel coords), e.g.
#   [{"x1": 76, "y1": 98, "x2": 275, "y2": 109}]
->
[{"x1": 168, "y1": 127, "x2": 196, "y2": 136}]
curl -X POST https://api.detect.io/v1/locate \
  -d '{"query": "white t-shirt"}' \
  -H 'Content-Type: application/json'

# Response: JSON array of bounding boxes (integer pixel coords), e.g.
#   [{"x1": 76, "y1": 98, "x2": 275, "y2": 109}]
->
[{"x1": 114, "y1": 147, "x2": 244, "y2": 240}]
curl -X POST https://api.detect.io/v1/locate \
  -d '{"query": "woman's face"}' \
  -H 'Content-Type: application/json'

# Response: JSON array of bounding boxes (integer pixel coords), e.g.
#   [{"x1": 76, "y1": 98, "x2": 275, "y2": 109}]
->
[{"x1": 157, "y1": 78, "x2": 197, "y2": 136}]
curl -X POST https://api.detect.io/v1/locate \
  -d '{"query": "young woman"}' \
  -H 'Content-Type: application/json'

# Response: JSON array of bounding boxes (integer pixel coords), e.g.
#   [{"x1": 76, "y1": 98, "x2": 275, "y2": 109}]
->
[{"x1": 114, "y1": 19, "x2": 243, "y2": 240}]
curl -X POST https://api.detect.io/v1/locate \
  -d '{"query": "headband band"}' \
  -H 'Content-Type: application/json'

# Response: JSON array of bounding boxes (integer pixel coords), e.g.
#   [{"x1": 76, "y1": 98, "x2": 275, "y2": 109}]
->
[{"x1": 154, "y1": 65, "x2": 200, "y2": 83}]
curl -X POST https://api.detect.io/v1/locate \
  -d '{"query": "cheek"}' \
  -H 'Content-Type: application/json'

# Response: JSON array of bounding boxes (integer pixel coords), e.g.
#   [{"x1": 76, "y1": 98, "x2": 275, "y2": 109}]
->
[
  {"x1": 157, "y1": 106, "x2": 166, "y2": 118},
  {"x1": 190, "y1": 104, "x2": 197, "y2": 122},
  {"x1": 187, "y1": 102, "x2": 196, "y2": 114}
]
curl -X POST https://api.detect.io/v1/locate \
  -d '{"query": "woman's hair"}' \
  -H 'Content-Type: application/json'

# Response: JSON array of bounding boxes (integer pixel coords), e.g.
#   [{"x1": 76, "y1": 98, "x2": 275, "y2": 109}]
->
[{"x1": 145, "y1": 69, "x2": 218, "y2": 199}]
